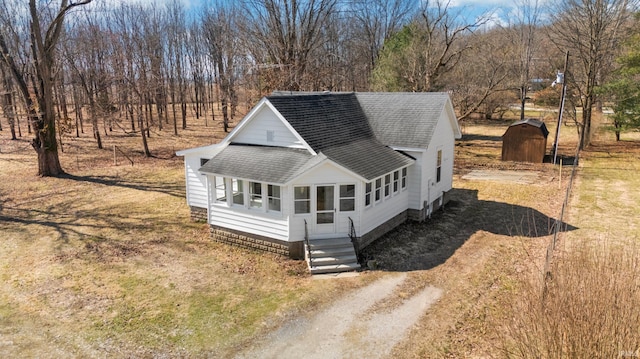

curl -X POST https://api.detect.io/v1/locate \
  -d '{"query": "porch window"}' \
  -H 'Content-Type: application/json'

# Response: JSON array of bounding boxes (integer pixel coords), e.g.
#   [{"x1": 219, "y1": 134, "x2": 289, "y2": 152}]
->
[
  {"x1": 393, "y1": 171, "x2": 399, "y2": 193},
  {"x1": 401, "y1": 168, "x2": 407, "y2": 189},
  {"x1": 436, "y1": 149, "x2": 442, "y2": 183},
  {"x1": 375, "y1": 178, "x2": 382, "y2": 202},
  {"x1": 214, "y1": 176, "x2": 226, "y2": 202},
  {"x1": 249, "y1": 181, "x2": 262, "y2": 208},
  {"x1": 365, "y1": 182, "x2": 372, "y2": 207},
  {"x1": 339, "y1": 184, "x2": 355, "y2": 212},
  {"x1": 294, "y1": 186, "x2": 310, "y2": 214},
  {"x1": 268, "y1": 185, "x2": 281, "y2": 212},
  {"x1": 232, "y1": 179, "x2": 244, "y2": 205},
  {"x1": 384, "y1": 174, "x2": 391, "y2": 197}
]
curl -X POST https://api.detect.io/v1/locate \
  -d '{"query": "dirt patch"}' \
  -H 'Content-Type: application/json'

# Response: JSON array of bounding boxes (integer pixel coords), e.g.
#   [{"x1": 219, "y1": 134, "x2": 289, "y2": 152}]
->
[
  {"x1": 462, "y1": 169, "x2": 544, "y2": 184},
  {"x1": 235, "y1": 273, "x2": 442, "y2": 359}
]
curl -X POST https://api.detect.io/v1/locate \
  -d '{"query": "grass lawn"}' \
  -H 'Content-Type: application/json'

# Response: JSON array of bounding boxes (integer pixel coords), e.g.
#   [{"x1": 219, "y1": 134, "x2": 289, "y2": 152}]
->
[
  {"x1": 1, "y1": 109, "x2": 638, "y2": 358},
  {"x1": 0, "y1": 117, "x2": 378, "y2": 357}
]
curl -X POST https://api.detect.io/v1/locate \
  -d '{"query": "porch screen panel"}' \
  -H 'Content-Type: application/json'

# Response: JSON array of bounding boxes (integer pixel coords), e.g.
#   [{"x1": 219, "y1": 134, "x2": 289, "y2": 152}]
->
[{"x1": 316, "y1": 186, "x2": 334, "y2": 224}]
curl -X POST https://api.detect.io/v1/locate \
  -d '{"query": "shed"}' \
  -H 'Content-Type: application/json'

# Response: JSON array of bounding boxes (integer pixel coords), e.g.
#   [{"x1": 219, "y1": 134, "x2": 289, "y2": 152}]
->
[{"x1": 501, "y1": 119, "x2": 549, "y2": 163}]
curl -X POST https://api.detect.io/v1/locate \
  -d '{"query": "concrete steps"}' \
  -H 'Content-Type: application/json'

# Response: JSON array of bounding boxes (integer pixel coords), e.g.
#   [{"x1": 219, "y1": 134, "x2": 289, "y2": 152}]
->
[{"x1": 306, "y1": 237, "x2": 360, "y2": 275}]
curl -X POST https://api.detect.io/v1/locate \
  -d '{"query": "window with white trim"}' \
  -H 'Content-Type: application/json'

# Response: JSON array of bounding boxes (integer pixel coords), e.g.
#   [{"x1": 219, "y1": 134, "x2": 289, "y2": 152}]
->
[
  {"x1": 249, "y1": 181, "x2": 262, "y2": 208},
  {"x1": 214, "y1": 176, "x2": 226, "y2": 203},
  {"x1": 375, "y1": 178, "x2": 382, "y2": 202},
  {"x1": 393, "y1": 171, "x2": 399, "y2": 193},
  {"x1": 339, "y1": 184, "x2": 355, "y2": 212},
  {"x1": 436, "y1": 149, "x2": 442, "y2": 183},
  {"x1": 294, "y1": 186, "x2": 310, "y2": 214},
  {"x1": 232, "y1": 179, "x2": 244, "y2": 205},
  {"x1": 384, "y1": 174, "x2": 391, "y2": 197},
  {"x1": 268, "y1": 185, "x2": 281, "y2": 212},
  {"x1": 401, "y1": 168, "x2": 407, "y2": 189},
  {"x1": 365, "y1": 182, "x2": 372, "y2": 207}
]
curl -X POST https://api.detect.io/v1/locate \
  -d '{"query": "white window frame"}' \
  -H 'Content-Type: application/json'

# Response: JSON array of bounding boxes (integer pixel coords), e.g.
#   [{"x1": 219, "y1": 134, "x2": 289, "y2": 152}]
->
[
  {"x1": 384, "y1": 174, "x2": 391, "y2": 198},
  {"x1": 214, "y1": 176, "x2": 227, "y2": 204},
  {"x1": 249, "y1": 181, "x2": 263, "y2": 209},
  {"x1": 294, "y1": 186, "x2": 311, "y2": 214},
  {"x1": 365, "y1": 182, "x2": 372, "y2": 207},
  {"x1": 374, "y1": 178, "x2": 382, "y2": 202},
  {"x1": 267, "y1": 184, "x2": 281, "y2": 212},
  {"x1": 436, "y1": 149, "x2": 442, "y2": 183},
  {"x1": 339, "y1": 184, "x2": 356, "y2": 212},
  {"x1": 232, "y1": 179, "x2": 244, "y2": 206},
  {"x1": 393, "y1": 170, "x2": 400, "y2": 193},
  {"x1": 401, "y1": 168, "x2": 407, "y2": 190}
]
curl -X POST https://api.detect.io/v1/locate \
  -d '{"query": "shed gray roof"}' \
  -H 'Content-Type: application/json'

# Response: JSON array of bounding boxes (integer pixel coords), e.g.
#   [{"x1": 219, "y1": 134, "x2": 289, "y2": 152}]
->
[
  {"x1": 508, "y1": 118, "x2": 550, "y2": 137},
  {"x1": 199, "y1": 144, "x2": 321, "y2": 184}
]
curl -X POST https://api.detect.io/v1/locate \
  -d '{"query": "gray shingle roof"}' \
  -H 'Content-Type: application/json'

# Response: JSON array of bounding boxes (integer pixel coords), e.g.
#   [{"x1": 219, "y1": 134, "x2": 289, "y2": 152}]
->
[
  {"x1": 508, "y1": 118, "x2": 550, "y2": 137},
  {"x1": 201, "y1": 92, "x2": 452, "y2": 183},
  {"x1": 199, "y1": 144, "x2": 321, "y2": 184},
  {"x1": 355, "y1": 92, "x2": 451, "y2": 148},
  {"x1": 266, "y1": 93, "x2": 413, "y2": 180}
]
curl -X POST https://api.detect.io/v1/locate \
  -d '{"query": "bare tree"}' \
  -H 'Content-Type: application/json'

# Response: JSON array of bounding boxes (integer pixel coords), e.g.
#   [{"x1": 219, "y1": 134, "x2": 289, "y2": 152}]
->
[
  {"x1": 203, "y1": 3, "x2": 243, "y2": 132},
  {"x1": 240, "y1": 0, "x2": 338, "y2": 91},
  {"x1": 510, "y1": 0, "x2": 542, "y2": 120},
  {"x1": 347, "y1": 0, "x2": 414, "y2": 86},
  {"x1": 549, "y1": 0, "x2": 637, "y2": 148},
  {"x1": 0, "y1": 0, "x2": 91, "y2": 176}
]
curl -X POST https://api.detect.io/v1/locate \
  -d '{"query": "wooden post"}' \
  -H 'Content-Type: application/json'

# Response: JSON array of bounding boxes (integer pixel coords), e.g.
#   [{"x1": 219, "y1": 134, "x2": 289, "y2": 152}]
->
[
  {"x1": 559, "y1": 158, "x2": 563, "y2": 189},
  {"x1": 113, "y1": 145, "x2": 117, "y2": 166}
]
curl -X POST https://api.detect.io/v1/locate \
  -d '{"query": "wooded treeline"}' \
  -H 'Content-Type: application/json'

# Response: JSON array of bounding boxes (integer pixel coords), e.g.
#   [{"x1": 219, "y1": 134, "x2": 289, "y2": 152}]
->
[{"x1": 0, "y1": 0, "x2": 638, "y2": 176}]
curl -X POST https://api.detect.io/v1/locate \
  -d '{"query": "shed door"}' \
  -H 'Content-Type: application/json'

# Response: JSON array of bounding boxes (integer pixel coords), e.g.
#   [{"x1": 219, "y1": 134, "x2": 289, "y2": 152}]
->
[{"x1": 315, "y1": 185, "x2": 335, "y2": 234}]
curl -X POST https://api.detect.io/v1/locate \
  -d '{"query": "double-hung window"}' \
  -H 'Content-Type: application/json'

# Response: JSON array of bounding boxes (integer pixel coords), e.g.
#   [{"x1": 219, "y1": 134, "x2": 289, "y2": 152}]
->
[
  {"x1": 393, "y1": 171, "x2": 399, "y2": 193},
  {"x1": 249, "y1": 182, "x2": 262, "y2": 208},
  {"x1": 365, "y1": 182, "x2": 372, "y2": 207},
  {"x1": 384, "y1": 174, "x2": 391, "y2": 197},
  {"x1": 214, "y1": 176, "x2": 226, "y2": 203},
  {"x1": 375, "y1": 178, "x2": 382, "y2": 202},
  {"x1": 268, "y1": 185, "x2": 281, "y2": 212},
  {"x1": 436, "y1": 149, "x2": 442, "y2": 183},
  {"x1": 232, "y1": 179, "x2": 244, "y2": 205},
  {"x1": 294, "y1": 186, "x2": 310, "y2": 214},
  {"x1": 339, "y1": 184, "x2": 355, "y2": 212},
  {"x1": 401, "y1": 168, "x2": 407, "y2": 189}
]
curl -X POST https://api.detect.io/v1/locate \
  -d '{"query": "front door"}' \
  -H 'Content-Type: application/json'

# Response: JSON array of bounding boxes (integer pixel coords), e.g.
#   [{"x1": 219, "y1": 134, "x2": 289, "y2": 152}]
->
[{"x1": 315, "y1": 185, "x2": 335, "y2": 234}]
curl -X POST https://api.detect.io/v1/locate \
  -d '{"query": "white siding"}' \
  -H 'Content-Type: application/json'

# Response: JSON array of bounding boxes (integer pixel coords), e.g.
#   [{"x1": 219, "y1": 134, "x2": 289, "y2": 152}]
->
[
  {"x1": 421, "y1": 111, "x2": 456, "y2": 209},
  {"x1": 210, "y1": 204, "x2": 290, "y2": 241},
  {"x1": 207, "y1": 181, "x2": 292, "y2": 242},
  {"x1": 404, "y1": 152, "x2": 423, "y2": 210},
  {"x1": 361, "y1": 187, "x2": 409, "y2": 236},
  {"x1": 293, "y1": 162, "x2": 358, "y2": 184},
  {"x1": 232, "y1": 106, "x2": 304, "y2": 148},
  {"x1": 184, "y1": 155, "x2": 209, "y2": 208}
]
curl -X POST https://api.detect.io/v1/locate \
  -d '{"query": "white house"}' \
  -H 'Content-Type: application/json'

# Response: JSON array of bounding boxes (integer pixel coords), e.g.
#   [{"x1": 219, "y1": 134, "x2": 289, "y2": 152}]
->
[{"x1": 177, "y1": 92, "x2": 461, "y2": 274}]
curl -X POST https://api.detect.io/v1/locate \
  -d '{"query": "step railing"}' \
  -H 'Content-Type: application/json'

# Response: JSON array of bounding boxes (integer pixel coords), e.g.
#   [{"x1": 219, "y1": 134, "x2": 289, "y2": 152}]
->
[
  {"x1": 348, "y1": 217, "x2": 359, "y2": 253},
  {"x1": 304, "y1": 219, "x2": 313, "y2": 268}
]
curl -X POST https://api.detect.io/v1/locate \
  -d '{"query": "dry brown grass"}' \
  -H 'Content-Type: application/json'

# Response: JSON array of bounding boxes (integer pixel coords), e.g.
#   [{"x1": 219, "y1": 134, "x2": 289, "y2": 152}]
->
[
  {"x1": 0, "y1": 112, "x2": 377, "y2": 357},
  {"x1": 1, "y1": 110, "x2": 639, "y2": 358}
]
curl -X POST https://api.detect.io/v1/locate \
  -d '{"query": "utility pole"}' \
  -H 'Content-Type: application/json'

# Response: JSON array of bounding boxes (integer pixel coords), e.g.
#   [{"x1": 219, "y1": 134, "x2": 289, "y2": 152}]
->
[{"x1": 552, "y1": 51, "x2": 569, "y2": 165}]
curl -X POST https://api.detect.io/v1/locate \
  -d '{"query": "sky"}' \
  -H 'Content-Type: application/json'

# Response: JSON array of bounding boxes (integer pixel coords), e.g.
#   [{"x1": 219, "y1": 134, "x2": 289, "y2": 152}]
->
[{"x1": 98, "y1": 0, "x2": 551, "y2": 28}]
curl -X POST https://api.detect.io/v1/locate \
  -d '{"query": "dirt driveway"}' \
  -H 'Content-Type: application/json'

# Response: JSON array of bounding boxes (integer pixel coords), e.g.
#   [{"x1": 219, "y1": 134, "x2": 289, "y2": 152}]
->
[{"x1": 236, "y1": 273, "x2": 442, "y2": 359}]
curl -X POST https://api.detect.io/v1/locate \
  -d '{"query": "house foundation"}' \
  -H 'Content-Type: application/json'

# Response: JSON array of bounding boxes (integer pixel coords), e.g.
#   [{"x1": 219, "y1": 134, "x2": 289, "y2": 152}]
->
[
  {"x1": 356, "y1": 211, "x2": 408, "y2": 252},
  {"x1": 189, "y1": 206, "x2": 207, "y2": 222},
  {"x1": 210, "y1": 226, "x2": 305, "y2": 260}
]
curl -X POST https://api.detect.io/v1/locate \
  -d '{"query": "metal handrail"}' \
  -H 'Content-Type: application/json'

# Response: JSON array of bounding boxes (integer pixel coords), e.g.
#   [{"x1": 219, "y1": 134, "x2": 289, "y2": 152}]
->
[
  {"x1": 348, "y1": 217, "x2": 357, "y2": 241},
  {"x1": 304, "y1": 219, "x2": 312, "y2": 267}
]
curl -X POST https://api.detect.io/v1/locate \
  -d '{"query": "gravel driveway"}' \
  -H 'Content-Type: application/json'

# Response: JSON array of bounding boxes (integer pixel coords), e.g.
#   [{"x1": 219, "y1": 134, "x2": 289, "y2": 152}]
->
[{"x1": 236, "y1": 273, "x2": 442, "y2": 359}]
